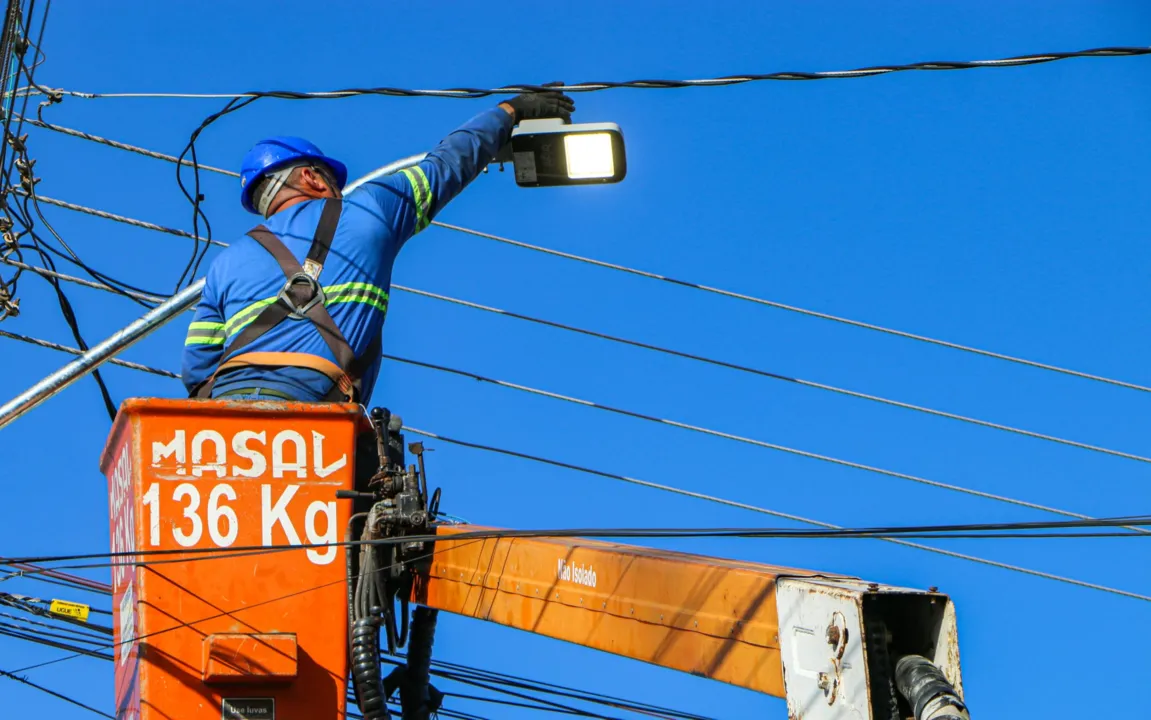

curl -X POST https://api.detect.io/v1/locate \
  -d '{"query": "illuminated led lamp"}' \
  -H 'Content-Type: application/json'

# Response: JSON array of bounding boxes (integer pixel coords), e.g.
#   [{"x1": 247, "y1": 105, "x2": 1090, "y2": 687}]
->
[{"x1": 509, "y1": 118, "x2": 627, "y2": 187}]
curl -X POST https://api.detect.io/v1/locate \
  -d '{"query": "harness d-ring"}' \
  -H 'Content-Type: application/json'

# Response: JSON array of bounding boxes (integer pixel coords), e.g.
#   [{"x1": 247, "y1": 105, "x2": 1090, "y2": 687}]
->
[{"x1": 278, "y1": 272, "x2": 326, "y2": 320}]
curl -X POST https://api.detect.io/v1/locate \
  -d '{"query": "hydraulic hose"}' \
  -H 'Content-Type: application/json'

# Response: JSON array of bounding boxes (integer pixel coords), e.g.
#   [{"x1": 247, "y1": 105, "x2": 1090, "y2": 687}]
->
[
  {"x1": 399, "y1": 607, "x2": 442, "y2": 720},
  {"x1": 346, "y1": 512, "x2": 367, "y2": 708},
  {"x1": 346, "y1": 514, "x2": 368, "y2": 642},
  {"x1": 894, "y1": 655, "x2": 970, "y2": 720},
  {"x1": 351, "y1": 615, "x2": 390, "y2": 720}
]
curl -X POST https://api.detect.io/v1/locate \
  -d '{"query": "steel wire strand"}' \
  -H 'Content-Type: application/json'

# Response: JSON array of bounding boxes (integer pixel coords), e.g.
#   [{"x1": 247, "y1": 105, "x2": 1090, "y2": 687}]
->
[
  {"x1": 400, "y1": 426, "x2": 1151, "y2": 602},
  {"x1": 10, "y1": 193, "x2": 165, "y2": 305},
  {"x1": 388, "y1": 354, "x2": 1136, "y2": 529},
  {"x1": 27, "y1": 117, "x2": 1151, "y2": 395},
  {"x1": 0, "y1": 328, "x2": 178, "y2": 377},
  {"x1": 0, "y1": 608, "x2": 109, "y2": 641},
  {"x1": 381, "y1": 657, "x2": 622, "y2": 719},
  {"x1": 393, "y1": 285, "x2": 1151, "y2": 464},
  {"x1": 17, "y1": 115, "x2": 238, "y2": 175},
  {"x1": 10, "y1": 45, "x2": 1151, "y2": 101},
  {"x1": 0, "y1": 669, "x2": 113, "y2": 718},
  {"x1": 0, "y1": 257, "x2": 166, "y2": 303},
  {"x1": 8, "y1": 540, "x2": 489, "y2": 675},
  {"x1": 419, "y1": 658, "x2": 713, "y2": 720},
  {"x1": 0, "y1": 592, "x2": 113, "y2": 634},
  {"x1": 0, "y1": 562, "x2": 111, "y2": 594},
  {"x1": 18, "y1": 191, "x2": 222, "y2": 246},
  {"x1": 0, "y1": 626, "x2": 114, "y2": 661},
  {"x1": 0, "y1": 618, "x2": 106, "y2": 646},
  {"x1": 14, "y1": 515, "x2": 1151, "y2": 573},
  {"x1": 440, "y1": 688, "x2": 614, "y2": 718},
  {"x1": 5, "y1": 228, "x2": 1146, "y2": 469},
  {"x1": 0, "y1": 566, "x2": 719, "y2": 720},
  {"x1": 432, "y1": 221, "x2": 1151, "y2": 394},
  {"x1": 0, "y1": 570, "x2": 110, "y2": 596},
  {"x1": 4, "y1": 293, "x2": 1118, "y2": 526},
  {"x1": 381, "y1": 655, "x2": 624, "y2": 720},
  {"x1": 7, "y1": 332, "x2": 1148, "y2": 601}
]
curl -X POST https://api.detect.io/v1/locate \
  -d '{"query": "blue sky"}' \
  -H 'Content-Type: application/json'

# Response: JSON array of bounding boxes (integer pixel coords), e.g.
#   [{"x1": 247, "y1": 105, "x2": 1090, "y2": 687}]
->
[{"x1": 1, "y1": 1, "x2": 1149, "y2": 717}]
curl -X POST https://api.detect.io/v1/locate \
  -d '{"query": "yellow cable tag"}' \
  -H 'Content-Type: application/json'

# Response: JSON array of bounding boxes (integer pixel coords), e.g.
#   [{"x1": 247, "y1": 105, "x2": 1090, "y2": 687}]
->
[{"x1": 49, "y1": 599, "x2": 90, "y2": 622}]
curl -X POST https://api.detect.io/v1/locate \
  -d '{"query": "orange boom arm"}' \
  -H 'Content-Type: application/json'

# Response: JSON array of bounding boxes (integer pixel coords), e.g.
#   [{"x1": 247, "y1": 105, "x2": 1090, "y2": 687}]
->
[{"x1": 413, "y1": 525, "x2": 963, "y2": 719}]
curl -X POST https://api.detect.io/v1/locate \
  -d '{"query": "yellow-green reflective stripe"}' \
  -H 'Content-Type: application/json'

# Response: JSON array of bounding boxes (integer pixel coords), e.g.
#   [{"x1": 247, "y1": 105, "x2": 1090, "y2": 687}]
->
[
  {"x1": 223, "y1": 283, "x2": 390, "y2": 338},
  {"x1": 185, "y1": 336, "x2": 224, "y2": 346},
  {"x1": 401, "y1": 167, "x2": 431, "y2": 232},
  {"x1": 324, "y1": 281, "x2": 388, "y2": 303},
  {"x1": 412, "y1": 167, "x2": 431, "y2": 230},
  {"x1": 186, "y1": 321, "x2": 225, "y2": 346},
  {"x1": 326, "y1": 292, "x2": 388, "y2": 314},
  {"x1": 224, "y1": 297, "x2": 277, "y2": 335},
  {"x1": 226, "y1": 282, "x2": 388, "y2": 334},
  {"x1": 400, "y1": 168, "x2": 425, "y2": 231}
]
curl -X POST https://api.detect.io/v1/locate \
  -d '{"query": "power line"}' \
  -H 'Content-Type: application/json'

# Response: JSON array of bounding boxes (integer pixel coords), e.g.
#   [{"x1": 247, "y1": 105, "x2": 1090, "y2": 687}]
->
[
  {"x1": 399, "y1": 427, "x2": 1151, "y2": 602},
  {"x1": 0, "y1": 569, "x2": 108, "y2": 596},
  {"x1": 392, "y1": 284, "x2": 1151, "y2": 465},
  {"x1": 8, "y1": 192, "x2": 166, "y2": 306},
  {"x1": 0, "y1": 573, "x2": 711, "y2": 720},
  {"x1": 20, "y1": 191, "x2": 221, "y2": 246},
  {"x1": 388, "y1": 353, "x2": 1133, "y2": 527},
  {"x1": 0, "y1": 561, "x2": 111, "y2": 594},
  {"x1": 438, "y1": 687, "x2": 619, "y2": 718},
  {"x1": 0, "y1": 625, "x2": 114, "y2": 661},
  {"x1": 0, "y1": 618, "x2": 107, "y2": 646},
  {"x1": 17, "y1": 115, "x2": 237, "y2": 175},
  {"x1": 0, "y1": 257, "x2": 165, "y2": 303},
  {"x1": 0, "y1": 668, "x2": 113, "y2": 718},
  {"x1": 0, "y1": 621, "x2": 649, "y2": 720},
  {"x1": 2, "y1": 608, "x2": 707, "y2": 720},
  {"x1": 7, "y1": 203, "x2": 1146, "y2": 471},
  {"x1": 8, "y1": 331, "x2": 1148, "y2": 601},
  {"x1": 0, "y1": 607, "x2": 108, "y2": 640},
  {"x1": 0, "y1": 329, "x2": 179, "y2": 377},
  {"x1": 0, "y1": 591, "x2": 112, "y2": 631},
  {"x1": 421, "y1": 658, "x2": 713, "y2": 720},
  {"x1": 29, "y1": 116, "x2": 1151, "y2": 397},
  {"x1": 8, "y1": 540, "x2": 487, "y2": 675},
  {"x1": 434, "y1": 220, "x2": 1151, "y2": 395},
  {"x1": 22, "y1": 513, "x2": 1151, "y2": 571},
  {"x1": 15, "y1": 45, "x2": 1151, "y2": 101}
]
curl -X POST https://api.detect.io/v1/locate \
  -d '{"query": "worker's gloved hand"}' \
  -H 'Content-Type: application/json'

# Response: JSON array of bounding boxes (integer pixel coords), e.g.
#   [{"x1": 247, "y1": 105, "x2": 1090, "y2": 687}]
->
[{"x1": 503, "y1": 90, "x2": 575, "y2": 124}]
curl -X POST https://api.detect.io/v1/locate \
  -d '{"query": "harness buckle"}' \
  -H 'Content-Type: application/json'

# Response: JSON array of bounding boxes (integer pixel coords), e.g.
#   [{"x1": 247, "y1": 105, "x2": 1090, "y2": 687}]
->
[{"x1": 278, "y1": 272, "x2": 326, "y2": 320}]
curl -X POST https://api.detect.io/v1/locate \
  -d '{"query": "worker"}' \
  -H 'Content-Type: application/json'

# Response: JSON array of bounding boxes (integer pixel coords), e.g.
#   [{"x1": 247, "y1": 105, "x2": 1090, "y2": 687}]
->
[{"x1": 180, "y1": 91, "x2": 575, "y2": 403}]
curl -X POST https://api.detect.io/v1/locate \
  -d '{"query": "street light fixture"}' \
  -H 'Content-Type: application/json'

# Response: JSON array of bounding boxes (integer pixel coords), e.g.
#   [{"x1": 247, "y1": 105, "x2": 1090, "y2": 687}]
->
[{"x1": 509, "y1": 118, "x2": 627, "y2": 187}]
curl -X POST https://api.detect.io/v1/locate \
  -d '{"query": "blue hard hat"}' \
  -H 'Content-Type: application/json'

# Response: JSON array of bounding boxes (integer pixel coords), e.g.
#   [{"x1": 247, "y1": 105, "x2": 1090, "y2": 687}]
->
[{"x1": 238, "y1": 136, "x2": 348, "y2": 214}]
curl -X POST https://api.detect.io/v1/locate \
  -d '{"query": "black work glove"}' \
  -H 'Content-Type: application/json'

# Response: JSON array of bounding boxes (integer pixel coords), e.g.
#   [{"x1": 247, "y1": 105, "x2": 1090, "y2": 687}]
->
[{"x1": 503, "y1": 90, "x2": 575, "y2": 124}]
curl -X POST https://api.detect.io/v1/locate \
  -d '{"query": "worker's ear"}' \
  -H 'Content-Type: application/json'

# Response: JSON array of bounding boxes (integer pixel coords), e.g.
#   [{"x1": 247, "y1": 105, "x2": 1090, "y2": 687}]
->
[{"x1": 300, "y1": 166, "x2": 334, "y2": 195}]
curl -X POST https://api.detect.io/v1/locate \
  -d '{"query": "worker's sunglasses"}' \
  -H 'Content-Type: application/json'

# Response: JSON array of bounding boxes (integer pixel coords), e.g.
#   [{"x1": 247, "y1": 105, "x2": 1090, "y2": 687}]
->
[{"x1": 308, "y1": 165, "x2": 342, "y2": 196}]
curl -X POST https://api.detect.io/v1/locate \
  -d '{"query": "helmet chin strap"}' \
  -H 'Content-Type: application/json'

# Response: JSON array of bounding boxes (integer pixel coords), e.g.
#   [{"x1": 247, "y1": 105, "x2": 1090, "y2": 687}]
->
[{"x1": 255, "y1": 160, "x2": 311, "y2": 218}]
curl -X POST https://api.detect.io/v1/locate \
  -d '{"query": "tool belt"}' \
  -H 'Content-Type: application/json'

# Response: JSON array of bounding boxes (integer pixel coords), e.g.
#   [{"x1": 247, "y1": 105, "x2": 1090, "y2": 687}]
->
[{"x1": 193, "y1": 199, "x2": 379, "y2": 403}]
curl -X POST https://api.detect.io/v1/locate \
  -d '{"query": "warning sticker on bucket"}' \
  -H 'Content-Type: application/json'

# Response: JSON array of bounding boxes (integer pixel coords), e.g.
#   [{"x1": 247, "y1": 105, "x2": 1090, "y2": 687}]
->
[{"x1": 222, "y1": 698, "x2": 274, "y2": 720}]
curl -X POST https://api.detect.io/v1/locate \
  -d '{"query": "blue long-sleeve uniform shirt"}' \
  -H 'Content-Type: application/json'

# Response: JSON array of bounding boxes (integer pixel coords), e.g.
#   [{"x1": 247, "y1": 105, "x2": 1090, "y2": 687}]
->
[{"x1": 182, "y1": 107, "x2": 514, "y2": 402}]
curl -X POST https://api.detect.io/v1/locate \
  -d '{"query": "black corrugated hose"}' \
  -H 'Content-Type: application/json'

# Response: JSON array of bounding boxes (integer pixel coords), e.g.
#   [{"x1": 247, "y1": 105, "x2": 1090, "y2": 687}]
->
[
  {"x1": 399, "y1": 607, "x2": 443, "y2": 720},
  {"x1": 351, "y1": 614, "x2": 389, "y2": 720},
  {"x1": 894, "y1": 655, "x2": 970, "y2": 720}
]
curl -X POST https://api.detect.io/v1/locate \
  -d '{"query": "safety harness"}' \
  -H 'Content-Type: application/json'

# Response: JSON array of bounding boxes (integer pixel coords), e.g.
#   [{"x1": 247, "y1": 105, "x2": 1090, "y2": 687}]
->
[{"x1": 194, "y1": 199, "x2": 380, "y2": 402}]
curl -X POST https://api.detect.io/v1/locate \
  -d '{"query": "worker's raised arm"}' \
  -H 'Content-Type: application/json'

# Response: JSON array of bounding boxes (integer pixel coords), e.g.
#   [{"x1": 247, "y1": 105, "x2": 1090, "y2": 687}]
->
[
  {"x1": 352, "y1": 92, "x2": 574, "y2": 251},
  {"x1": 180, "y1": 265, "x2": 228, "y2": 397}
]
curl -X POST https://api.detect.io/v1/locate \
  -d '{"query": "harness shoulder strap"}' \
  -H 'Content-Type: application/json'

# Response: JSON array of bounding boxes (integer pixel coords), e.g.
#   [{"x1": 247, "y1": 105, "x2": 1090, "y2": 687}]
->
[{"x1": 195, "y1": 199, "x2": 368, "y2": 400}]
